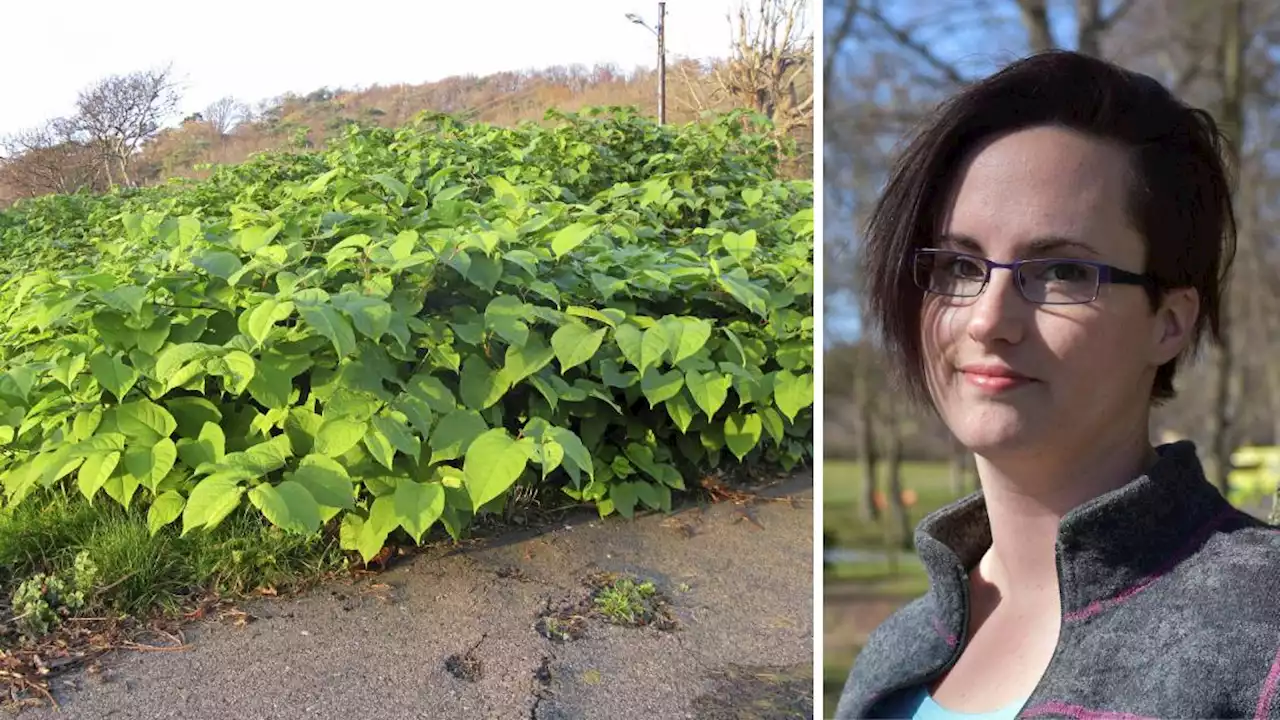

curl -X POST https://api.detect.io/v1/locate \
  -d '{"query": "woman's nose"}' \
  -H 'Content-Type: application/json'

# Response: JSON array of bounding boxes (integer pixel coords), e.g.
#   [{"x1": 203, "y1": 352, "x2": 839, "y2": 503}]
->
[{"x1": 965, "y1": 268, "x2": 1028, "y2": 346}]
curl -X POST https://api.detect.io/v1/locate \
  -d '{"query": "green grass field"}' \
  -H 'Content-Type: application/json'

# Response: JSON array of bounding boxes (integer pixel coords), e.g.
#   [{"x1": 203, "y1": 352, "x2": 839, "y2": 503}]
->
[{"x1": 823, "y1": 459, "x2": 961, "y2": 549}]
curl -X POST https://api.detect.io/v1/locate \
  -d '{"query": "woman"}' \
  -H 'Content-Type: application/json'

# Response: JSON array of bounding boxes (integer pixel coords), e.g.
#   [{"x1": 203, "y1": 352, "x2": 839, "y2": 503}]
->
[{"x1": 834, "y1": 50, "x2": 1280, "y2": 719}]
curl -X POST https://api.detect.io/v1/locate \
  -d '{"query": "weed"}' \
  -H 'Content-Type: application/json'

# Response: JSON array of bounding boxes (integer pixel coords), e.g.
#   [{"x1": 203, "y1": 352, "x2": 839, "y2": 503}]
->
[
  {"x1": 535, "y1": 614, "x2": 588, "y2": 643},
  {"x1": 587, "y1": 572, "x2": 677, "y2": 630}
]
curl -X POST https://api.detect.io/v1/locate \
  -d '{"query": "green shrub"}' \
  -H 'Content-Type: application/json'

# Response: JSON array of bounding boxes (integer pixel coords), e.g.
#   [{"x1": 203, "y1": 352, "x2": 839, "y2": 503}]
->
[{"x1": 0, "y1": 108, "x2": 813, "y2": 564}]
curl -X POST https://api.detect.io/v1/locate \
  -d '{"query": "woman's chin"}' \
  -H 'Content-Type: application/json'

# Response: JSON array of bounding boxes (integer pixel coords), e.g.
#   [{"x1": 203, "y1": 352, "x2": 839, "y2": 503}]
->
[{"x1": 948, "y1": 404, "x2": 1043, "y2": 455}]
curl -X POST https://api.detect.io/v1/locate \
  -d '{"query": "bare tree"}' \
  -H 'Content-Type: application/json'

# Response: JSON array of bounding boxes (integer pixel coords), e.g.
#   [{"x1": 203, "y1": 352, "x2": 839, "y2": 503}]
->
[
  {"x1": 204, "y1": 96, "x2": 250, "y2": 136},
  {"x1": 718, "y1": 0, "x2": 815, "y2": 141},
  {"x1": 71, "y1": 66, "x2": 181, "y2": 188},
  {"x1": 0, "y1": 118, "x2": 102, "y2": 198}
]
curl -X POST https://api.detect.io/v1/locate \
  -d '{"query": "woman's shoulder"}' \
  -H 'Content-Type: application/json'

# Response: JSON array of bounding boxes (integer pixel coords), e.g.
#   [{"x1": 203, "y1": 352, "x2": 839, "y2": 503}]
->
[
  {"x1": 1204, "y1": 507, "x2": 1280, "y2": 561},
  {"x1": 1179, "y1": 507, "x2": 1280, "y2": 615}
]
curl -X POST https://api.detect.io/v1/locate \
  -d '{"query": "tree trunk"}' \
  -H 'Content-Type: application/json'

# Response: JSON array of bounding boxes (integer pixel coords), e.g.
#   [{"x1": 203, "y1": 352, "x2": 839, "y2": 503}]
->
[
  {"x1": 883, "y1": 397, "x2": 912, "y2": 551},
  {"x1": 1210, "y1": 0, "x2": 1245, "y2": 495},
  {"x1": 852, "y1": 349, "x2": 881, "y2": 521},
  {"x1": 855, "y1": 402, "x2": 880, "y2": 522},
  {"x1": 1016, "y1": 0, "x2": 1056, "y2": 53},
  {"x1": 1076, "y1": 0, "x2": 1102, "y2": 56},
  {"x1": 1270, "y1": 313, "x2": 1280, "y2": 444}
]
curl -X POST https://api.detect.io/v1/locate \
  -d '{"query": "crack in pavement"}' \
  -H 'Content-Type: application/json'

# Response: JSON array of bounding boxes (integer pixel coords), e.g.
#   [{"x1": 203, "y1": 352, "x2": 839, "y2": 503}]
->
[{"x1": 529, "y1": 651, "x2": 556, "y2": 720}]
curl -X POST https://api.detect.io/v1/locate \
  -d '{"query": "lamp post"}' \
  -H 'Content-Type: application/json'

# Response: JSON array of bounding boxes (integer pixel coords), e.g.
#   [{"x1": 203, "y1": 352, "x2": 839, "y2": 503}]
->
[{"x1": 626, "y1": 2, "x2": 667, "y2": 124}]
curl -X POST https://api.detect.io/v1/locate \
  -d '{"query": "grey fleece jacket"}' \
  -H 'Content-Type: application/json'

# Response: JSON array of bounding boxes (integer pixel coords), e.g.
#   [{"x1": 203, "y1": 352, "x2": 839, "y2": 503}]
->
[{"x1": 835, "y1": 440, "x2": 1280, "y2": 720}]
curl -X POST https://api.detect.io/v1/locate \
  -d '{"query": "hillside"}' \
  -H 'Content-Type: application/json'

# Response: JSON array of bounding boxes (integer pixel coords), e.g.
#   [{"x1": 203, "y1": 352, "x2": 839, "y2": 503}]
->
[{"x1": 1, "y1": 61, "x2": 813, "y2": 208}]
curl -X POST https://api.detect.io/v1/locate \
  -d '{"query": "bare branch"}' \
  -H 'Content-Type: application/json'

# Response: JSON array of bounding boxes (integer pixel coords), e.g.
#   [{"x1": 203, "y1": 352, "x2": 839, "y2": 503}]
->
[
  {"x1": 824, "y1": 0, "x2": 861, "y2": 108},
  {"x1": 862, "y1": 5, "x2": 971, "y2": 86}
]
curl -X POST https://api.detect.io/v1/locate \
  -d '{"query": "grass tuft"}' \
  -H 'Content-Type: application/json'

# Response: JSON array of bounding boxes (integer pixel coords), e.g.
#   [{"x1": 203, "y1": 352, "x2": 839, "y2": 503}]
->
[{"x1": 0, "y1": 489, "x2": 345, "y2": 628}]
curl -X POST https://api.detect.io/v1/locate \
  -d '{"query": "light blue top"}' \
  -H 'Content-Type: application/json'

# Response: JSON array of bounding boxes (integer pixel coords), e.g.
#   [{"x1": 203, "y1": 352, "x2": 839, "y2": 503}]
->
[{"x1": 875, "y1": 686, "x2": 1028, "y2": 720}]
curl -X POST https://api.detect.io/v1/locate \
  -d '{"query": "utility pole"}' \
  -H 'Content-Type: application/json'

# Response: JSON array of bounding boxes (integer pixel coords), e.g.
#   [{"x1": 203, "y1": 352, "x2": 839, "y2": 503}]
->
[
  {"x1": 657, "y1": 1, "x2": 667, "y2": 124},
  {"x1": 626, "y1": 2, "x2": 667, "y2": 124}
]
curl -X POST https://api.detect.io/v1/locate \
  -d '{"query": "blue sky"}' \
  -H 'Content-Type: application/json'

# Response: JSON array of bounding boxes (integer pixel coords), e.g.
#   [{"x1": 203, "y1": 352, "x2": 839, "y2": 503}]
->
[{"x1": 0, "y1": 0, "x2": 745, "y2": 137}]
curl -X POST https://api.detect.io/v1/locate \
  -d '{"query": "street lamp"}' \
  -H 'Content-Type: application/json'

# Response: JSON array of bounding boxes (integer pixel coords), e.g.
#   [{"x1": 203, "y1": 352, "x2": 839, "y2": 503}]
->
[{"x1": 627, "y1": 2, "x2": 666, "y2": 124}]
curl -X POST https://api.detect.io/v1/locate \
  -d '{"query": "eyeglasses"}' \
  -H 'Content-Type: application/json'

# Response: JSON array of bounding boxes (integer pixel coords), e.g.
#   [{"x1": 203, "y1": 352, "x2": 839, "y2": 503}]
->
[{"x1": 912, "y1": 249, "x2": 1157, "y2": 305}]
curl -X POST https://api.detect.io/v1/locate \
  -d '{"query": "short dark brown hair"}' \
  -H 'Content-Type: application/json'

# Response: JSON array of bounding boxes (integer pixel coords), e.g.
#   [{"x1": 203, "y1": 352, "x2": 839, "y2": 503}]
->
[{"x1": 860, "y1": 50, "x2": 1237, "y2": 405}]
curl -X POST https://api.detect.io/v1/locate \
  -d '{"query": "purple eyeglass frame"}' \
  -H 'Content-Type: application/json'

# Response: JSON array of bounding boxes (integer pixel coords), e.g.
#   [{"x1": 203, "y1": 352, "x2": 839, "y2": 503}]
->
[{"x1": 912, "y1": 248, "x2": 1158, "y2": 305}]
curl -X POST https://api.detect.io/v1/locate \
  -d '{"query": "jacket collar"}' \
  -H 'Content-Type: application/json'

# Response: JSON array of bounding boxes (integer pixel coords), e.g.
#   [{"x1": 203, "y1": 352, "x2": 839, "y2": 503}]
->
[
  {"x1": 916, "y1": 440, "x2": 1233, "y2": 626},
  {"x1": 838, "y1": 441, "x2": 1238, "y2": 719}
]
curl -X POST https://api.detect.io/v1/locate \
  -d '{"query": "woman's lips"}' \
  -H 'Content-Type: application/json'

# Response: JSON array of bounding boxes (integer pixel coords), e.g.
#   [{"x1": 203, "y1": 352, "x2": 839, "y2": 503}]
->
[{"x1": 958, "y1": 363, "x2": 1036, "y2": 392}]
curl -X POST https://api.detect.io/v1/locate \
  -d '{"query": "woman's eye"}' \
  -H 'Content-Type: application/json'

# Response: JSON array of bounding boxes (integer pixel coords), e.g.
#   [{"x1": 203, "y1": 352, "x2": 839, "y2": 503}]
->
[
  {"x1": 944, "y1": 259, "x2": 984, "y2": 278},
  {"x1": 1042, "y1": 262, "x2": 1089, "y2": 282}
]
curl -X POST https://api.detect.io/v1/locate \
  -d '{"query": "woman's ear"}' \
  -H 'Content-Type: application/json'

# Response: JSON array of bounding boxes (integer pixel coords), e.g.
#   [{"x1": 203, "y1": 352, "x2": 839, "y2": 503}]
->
[{"x1": 1151, "y1": 287, "x2": 1199, "y2": 365}]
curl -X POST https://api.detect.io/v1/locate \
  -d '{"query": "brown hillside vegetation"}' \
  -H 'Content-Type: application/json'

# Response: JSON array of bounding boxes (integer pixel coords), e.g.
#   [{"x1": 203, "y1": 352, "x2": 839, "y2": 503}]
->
[
  {"x1": 1, "y1": 60, "x2": 812, "y2": 207},
  {"x1": 1, "y1": 0, "x2": 813, "y2": 206},
  {"x1": 142, "y1": 60, "x2": 801, "y2": 180}
]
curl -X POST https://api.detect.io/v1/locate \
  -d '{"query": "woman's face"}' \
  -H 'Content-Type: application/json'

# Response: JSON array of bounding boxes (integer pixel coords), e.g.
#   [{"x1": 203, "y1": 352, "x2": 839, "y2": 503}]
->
[{"x1": 921, "y1": 125, "x2": 1196, "y2": 459}]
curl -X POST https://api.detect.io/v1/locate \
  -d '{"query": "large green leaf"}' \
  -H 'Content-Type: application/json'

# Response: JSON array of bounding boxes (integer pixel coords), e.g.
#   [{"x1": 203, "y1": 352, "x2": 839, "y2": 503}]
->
[
  {"x1": 462, "y1": 429, "x2": 530, "y2": 511},
  {"x1": 459, "y1": 355, "x2": 509, "y2": 411},
  {"x1": 176, "y1": 421, "x2": 225, "y2": 470},
  {"x1": 182, "y1": 473, "x2": 246, "y2": 535},
  {"x1": 289, "y1": 454, "x2": 355, "y2": 509},
  {"x1": 660, "y1": 316, "x2": 713, "y2": 365},
  {"x1": 502, "y1": 331, "x2": 555, "y2": 385},
  {"x1": 332, "y1": 293, "x2": 393, "y2": 341},
  {"x1": 124, "y1": 438, "x2": 177, "y2": 491},
  {"x1": 244, "y1": 298, "x2": 294, "y2": 347},
  {"x1": 355, "y1": 495, "x2": 399, "y2": 563},
  {"x1": 429, "y1": 409, "x2": 488, "y2": 464},
  {"x1": 297, "y1": 304, "x2": 357, "y2": 357},
  {"x1": 640, "y1": 367, "x2": 684, "y2": 407},
  {"x1": 249, "y1": 481, "x2": 322, "y2": 534},
  {"x1": 640, "y1": 325, "x2": 669, "y2": 373},
  {"x1": 546, "y1": 427, "x2": 593, "y2": 484},
  {"x1": 371, "y1": 414, "x2": 420, "y2": 462},
  {"x1": 484, "y1": 295, "x2": 530, "y2": 348},
  {"x1": 314, "y1": 417, "x2": 367, "y2": 457},
  {"x1": 89, "y1": 352, "x2": 139, "y2": 401},
  {"x1": 77, "y1": 451, "x2": 120, "y2": 501},
  {"x1": 686, "y1": 370, "x2": 730, "y2": 419},
  {"x1": 721, "y1": 230, "x2": 758, "y2": 263},
  {"x1": 724, "y1": 413, "x2": 763, "y2": 460},
  {"x1": 551, "y1": 323, "x2": 606, "y2": 372},
  {"x1": 550, "y1": 222, "x2": 593, "y2": 258},
  {"x1": 614, "y1": 324, "x2": 644, "y2": 370},
  {"x1": 394, "y1": 480, "x2": 445, "y2": 543},
  {"x1": 148, "y1": 491, "x2": 185, "y2": 536},
  {"x1": 773, "y1": 370, "x2": 814, "y2": 422},
  {"x1": 111, "y1": 400, "x2": 177, "y2": 444}
]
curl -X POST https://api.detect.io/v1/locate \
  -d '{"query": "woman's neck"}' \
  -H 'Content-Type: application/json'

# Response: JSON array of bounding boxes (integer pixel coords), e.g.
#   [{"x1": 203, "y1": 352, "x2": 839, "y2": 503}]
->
[{"x1": 971, "y1": 426, "x2": 1159, "y2": 606}]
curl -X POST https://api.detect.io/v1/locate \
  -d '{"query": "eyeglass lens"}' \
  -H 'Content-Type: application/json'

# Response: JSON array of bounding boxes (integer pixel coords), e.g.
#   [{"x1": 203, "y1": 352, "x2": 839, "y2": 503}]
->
[{"x1": 916, "y1": 252, "x2": 1099, "y2": 304}]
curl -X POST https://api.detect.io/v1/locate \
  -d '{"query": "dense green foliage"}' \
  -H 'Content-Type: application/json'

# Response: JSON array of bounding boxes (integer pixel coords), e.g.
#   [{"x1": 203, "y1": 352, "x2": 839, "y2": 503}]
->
[{"x1": 0, "y1": 108, "x2": 813, "y2": 563}]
